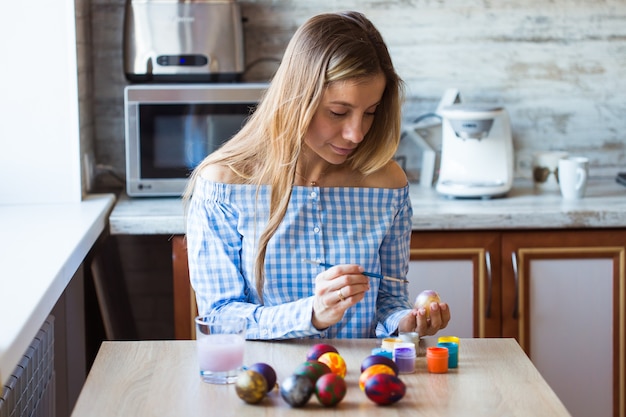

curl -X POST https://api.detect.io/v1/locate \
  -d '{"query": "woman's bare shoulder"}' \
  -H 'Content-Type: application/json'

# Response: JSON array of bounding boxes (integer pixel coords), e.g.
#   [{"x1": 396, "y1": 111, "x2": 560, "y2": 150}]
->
[
  {"x1": 199, "y1": 163, "x2": 244, "y2": 184},
  {"x1": 360, "y1": 160, "x2": 408, "y2": 189}
]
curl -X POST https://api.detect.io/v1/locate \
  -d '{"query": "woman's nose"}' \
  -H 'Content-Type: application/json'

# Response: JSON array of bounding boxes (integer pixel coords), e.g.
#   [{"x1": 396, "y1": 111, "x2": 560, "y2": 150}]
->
[{"x1": 343, "y1": 117, "x2": 366, "y2": 143}]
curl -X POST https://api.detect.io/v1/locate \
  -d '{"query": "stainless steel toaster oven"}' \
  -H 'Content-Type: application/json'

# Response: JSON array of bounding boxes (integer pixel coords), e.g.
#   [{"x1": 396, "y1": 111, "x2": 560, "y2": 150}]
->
[{"x1": 123, "y1": 0, "x2": 245, "y2": 83}]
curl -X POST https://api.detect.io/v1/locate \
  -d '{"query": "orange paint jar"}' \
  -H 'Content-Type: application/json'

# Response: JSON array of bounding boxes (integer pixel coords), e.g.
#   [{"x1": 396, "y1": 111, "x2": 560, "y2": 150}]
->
[{"x1": 426, "y1": 347, "x2": 449, "y2": 373}]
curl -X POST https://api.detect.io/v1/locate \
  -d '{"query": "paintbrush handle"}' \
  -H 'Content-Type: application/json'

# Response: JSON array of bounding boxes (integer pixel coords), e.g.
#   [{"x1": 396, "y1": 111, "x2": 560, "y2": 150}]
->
[{"x1": 305, "y1": 260, "x2": 408, "y2": 283}]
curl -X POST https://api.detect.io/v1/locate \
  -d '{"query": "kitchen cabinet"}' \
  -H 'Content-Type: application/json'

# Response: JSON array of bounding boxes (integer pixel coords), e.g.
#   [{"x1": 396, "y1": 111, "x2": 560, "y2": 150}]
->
[
  {"x1": 411, "y1": 229, "x2": 626, "y2": 417},
  {"x1": 172, "y1": 235, "x2": 195, "y2": 340},
  {"x1": 408, "y1": 231, "x2": 502, "y2": 338},
  {"x1": 501, "y1": 230, "x2": 625, "y2": 417}
]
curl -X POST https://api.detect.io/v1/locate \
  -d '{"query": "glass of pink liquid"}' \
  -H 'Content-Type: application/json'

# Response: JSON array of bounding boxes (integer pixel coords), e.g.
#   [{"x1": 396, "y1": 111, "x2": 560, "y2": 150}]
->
[{"x1": 195, "y1": 315, "x2": 246, "y2": 384}]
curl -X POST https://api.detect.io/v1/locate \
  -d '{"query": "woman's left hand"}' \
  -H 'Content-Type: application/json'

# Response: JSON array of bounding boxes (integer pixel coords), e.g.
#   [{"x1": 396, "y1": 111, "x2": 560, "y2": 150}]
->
[{"x1": 398, "y1": 302, "x2": 451, "y2": 337}]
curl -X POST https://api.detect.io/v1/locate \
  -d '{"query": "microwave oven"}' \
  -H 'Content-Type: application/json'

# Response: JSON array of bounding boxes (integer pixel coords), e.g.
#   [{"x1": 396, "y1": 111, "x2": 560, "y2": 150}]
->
[{"x1": 124, "y1": 83, "x2": 268, "y2": 197}]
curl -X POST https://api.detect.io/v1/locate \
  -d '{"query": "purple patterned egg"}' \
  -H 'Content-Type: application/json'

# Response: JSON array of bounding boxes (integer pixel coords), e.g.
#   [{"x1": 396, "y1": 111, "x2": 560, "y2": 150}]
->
[
  {"x1": 360, "y1": 354, "x2": 399, "y2": 375},
  {"x1": 247, "y1": 362, "x2": 277, "y2": 392},
  {"x1": 364, "y1": 373, "x2": 406, "y2": 406}
]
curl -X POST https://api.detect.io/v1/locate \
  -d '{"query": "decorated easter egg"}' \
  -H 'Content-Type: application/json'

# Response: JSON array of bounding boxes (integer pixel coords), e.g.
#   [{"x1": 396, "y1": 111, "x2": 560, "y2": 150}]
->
[
  {"x1": 235, "y1": 370, "x2": 268, "y2": 404},
  {"x1": 306, "y1": 343, "x2": 338, "y2": 361},
  {"x1": 280, "y1": 374, "x2": 314, "y2": 408},
  {"x1": 315, "y1": 372, "x2": 347, "y2": 407},
  {"x1": 364, "y1": 373, "x2": 406, "y2": 405},
  {"x1": 247, "y1": 362, "x2": 277, "y2": 392},
  {"x1": 414, "y1": 290, "x2": 441, "y2": 318},
  {"x1": 293, "y1": 360, "x2": 332, "y2": 384},
  {"x1": 358, "y1": 364, "x2": 396, "y2": 391},
  {"x1": 317, "y1": 352, "x2": 347, "y2": 377},
  {"x1": 360, "y1": 355, "x2": 399, "y2": 375}
]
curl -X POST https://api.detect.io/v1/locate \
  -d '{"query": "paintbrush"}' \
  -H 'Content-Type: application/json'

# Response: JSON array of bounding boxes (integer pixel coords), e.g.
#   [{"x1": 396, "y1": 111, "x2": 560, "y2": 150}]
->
[{"x1": 303, "y1": 259, "x2": 408, "y2": 284}]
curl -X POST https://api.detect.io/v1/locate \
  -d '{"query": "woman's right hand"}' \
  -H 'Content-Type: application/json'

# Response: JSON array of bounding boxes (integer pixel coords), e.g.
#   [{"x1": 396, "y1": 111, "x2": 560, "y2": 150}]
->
[{"x1": 311, "y1": 264, "x2": 370, "y2": 330}]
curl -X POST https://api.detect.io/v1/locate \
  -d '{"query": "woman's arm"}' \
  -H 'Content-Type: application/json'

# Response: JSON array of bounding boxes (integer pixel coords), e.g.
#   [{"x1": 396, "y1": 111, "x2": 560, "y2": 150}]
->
[{"x1": 186, "y1": 182, "x2": 324, "y2": 339}]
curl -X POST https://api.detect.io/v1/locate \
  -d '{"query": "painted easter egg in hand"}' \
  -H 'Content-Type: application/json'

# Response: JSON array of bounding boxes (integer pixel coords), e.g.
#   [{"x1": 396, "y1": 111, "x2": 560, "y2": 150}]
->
[
  {"x1": 247, "y1": 362, "x2": 277, "y2": 392},
  {"x1": 235, "y1": 370, "x2": 268, "y2": 404},
  {"x1": 280, "y1": 374, "x2": 314, "y2": 408},
  {"x1": 414, "y1": 290, "x2": 441, "y2": 318},
  {"x1": 306, "y1": 343, "x2": 338, "y2": 361},
  {"x1": 293, "y1": 360, "x2": 332, "y2": 384},
  {"x1": 315, "y1": 373, "x2": 347, "y2": 407},
  {"x1": 364, "y1": 373, "x2": 406, "y2": 406},
  {"x1": 317, "y1": 352, "x2": 347, "y2": 378},
  {"x1": 360, "y1": 355, "x2": 399, "y2": 375}
]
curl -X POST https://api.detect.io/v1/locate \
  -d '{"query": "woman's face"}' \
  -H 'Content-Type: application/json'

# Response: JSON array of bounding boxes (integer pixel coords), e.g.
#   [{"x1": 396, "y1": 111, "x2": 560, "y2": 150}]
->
[{"x1": 304, "y1": 73, "x2": 386, "y2": 165}]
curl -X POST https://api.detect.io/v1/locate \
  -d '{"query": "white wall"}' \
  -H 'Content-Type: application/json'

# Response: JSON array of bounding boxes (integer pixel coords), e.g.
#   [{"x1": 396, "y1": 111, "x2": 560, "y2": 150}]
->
[{"x1": 0, "y1": 0, "x2": 82, "y2": 204}]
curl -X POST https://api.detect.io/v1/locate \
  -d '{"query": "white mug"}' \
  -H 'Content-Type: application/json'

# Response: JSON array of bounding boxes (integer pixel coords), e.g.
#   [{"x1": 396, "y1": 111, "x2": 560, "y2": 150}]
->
[
  {"x1": 532, "y1": 151, "x2": 569, "y2": 192},
  {"x1": 558, "y1": 156, "x2": 589, "y2": 200}
]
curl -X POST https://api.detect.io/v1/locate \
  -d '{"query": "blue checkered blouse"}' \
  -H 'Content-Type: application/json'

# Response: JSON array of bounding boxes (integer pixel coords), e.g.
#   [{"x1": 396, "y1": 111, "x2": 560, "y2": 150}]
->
[{"x1": 186, "y1": 176, "x2": 414, "y2": 340}]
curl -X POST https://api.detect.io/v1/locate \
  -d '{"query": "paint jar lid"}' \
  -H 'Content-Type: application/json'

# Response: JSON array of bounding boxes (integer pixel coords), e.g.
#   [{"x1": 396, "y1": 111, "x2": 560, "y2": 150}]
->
[
  {"x1": 393, "y1": 342, "x2": 416, "y2": 358},
  {"x1": 381, "y1": 337, "x2": 403, "y2": 352},
  {"x1": 438, "y1": 336, "x2": 460, "y2": 345},
  {"x1": 398, "y1": 331, "x2": 420, "y2": 345},
  {"x1": 427, "y1": 346, "x2": 449, "y2": 358},
  {"x1": 371, "y1": 347, "x2": 393, "y2": 359}
]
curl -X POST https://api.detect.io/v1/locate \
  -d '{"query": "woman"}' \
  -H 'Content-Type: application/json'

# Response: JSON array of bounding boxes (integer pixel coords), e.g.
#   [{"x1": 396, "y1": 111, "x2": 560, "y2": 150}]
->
[{"x1": 185, "y1": 11, "x2": 450, "y2": 339}]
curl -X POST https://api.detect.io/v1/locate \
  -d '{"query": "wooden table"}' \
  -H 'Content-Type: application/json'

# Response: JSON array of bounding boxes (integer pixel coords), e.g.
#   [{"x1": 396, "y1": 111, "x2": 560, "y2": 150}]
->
[{"x1": 71, "y1": 338, "x2": 571, "y2": 417}]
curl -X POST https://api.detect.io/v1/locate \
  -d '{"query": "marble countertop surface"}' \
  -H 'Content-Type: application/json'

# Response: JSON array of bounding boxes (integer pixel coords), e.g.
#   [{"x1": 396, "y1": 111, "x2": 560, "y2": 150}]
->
[
  {"x1": 109, "y1": 179, "x2": 626, "y2": 236},
  {"x1": 409, "y1": 178, "x2": 626, "y2": 230},
  {"x1": 0, "y1": 194, "x2": 116, "y2": 386}
]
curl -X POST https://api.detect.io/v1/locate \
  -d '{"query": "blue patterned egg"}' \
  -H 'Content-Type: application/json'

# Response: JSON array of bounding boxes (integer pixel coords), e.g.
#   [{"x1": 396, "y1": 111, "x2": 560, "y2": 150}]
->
[{"x1": 364, "y1": 373, "x2": 406, "y2": 405}]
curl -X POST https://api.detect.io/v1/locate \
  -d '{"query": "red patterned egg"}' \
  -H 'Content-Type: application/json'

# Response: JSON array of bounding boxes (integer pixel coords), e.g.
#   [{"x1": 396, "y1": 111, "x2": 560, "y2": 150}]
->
[
  {"x1": 360, "y1": 355, "x2": 399, "y2": 375},
  {"x1": 293, "y1": 360, "x2": 332, "y2": 384},
  {"x1": 364, "y1": 373, "x2": 406, "y2": 405},
  {"x1": 315, "y1": 372, "x2": 347, "y2": 407},
  {"x1": 306, "y1": 343, "x2": 338, "y2": 361}
]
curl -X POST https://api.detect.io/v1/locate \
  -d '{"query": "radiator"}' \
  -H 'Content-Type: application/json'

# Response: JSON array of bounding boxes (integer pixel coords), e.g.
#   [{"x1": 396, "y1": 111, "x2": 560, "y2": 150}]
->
[{"x1": 1, "y1": 316, "x2": 55, "y2": 417}]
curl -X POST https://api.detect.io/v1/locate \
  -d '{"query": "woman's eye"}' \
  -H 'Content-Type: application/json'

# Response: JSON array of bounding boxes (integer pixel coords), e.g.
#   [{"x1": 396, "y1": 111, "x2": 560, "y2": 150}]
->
[{"x1": 330, "y1": 111, "x2": 346, "y2": 117}]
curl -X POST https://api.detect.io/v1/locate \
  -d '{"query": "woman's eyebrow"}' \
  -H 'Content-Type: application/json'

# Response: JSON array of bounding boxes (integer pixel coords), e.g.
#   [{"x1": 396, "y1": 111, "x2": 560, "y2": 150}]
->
[{"x1": 328, "y1": 100, "x2": 381, "y2": 108}]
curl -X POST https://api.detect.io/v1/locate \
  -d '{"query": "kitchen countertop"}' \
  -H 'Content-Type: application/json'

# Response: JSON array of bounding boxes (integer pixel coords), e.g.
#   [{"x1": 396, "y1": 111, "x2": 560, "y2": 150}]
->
[
  {"x1": 109, "y1": 179, "x2": 626, "y2": 235},
  {"x1": 0, "y1": 194, "x2": 116, "y2": 386}
]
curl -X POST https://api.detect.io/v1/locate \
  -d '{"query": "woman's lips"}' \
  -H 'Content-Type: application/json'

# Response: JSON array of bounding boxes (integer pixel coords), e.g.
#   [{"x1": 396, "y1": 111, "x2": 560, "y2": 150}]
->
[{"x1": 330, "y1": 144, "x2": 356, "y2": 156}]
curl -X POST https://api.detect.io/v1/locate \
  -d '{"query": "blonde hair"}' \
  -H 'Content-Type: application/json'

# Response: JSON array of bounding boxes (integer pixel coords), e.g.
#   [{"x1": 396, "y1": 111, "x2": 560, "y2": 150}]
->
[{"x1": 185, "y1": 11, "x2": 405, "y2": 300}]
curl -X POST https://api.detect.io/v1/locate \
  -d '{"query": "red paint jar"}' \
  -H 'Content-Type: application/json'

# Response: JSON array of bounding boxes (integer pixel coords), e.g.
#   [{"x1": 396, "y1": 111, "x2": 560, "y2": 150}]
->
[{"x1": 426, "y1": 346, "x2": 449, "y2": 373}]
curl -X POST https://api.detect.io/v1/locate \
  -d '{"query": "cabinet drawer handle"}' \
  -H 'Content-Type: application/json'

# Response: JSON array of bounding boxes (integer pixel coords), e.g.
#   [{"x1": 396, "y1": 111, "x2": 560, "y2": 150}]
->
[
  {"x1": 485, "y1": 250, "x2": 492, "y2": 319},
  {"x1": 511, "y1": 251, "x2": 519, "y2": 319}
]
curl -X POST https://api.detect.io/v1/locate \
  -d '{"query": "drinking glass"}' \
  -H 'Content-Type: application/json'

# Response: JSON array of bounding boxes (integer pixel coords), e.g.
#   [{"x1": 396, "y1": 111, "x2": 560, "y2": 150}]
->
[{"x1": 195, "y1": 314, "x2": 246, "y2": 384}]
